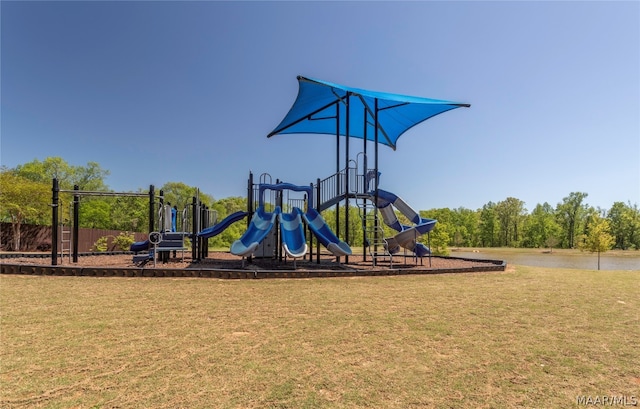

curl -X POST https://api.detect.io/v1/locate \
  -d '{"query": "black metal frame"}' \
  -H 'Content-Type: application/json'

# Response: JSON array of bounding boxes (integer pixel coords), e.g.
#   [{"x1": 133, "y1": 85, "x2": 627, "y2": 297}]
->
[{"x1": 51, "y1": 178, "x2": 154, "y2": 265}]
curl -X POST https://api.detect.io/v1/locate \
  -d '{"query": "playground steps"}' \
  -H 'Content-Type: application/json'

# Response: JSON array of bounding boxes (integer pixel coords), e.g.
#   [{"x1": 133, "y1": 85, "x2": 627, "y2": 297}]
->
[
  {"x1": 156, "y1": 232, "x2": 188, "y2": 251},
  {"x1": 358, "y1": 200, "x2": 392, "y2": 267},
  {"x1": 132, "y1": 232, "x2": 188, "y2": 266}
]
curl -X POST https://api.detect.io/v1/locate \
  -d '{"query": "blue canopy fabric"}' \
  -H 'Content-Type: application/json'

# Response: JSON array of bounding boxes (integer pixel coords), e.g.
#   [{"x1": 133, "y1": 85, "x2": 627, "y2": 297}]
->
[{"x1": 267, "y1": 76, "x2": 470, "y2": 150}]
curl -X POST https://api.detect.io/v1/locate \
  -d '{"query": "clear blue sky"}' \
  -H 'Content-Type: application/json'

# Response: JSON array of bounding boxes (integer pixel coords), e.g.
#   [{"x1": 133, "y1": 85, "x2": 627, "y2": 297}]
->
[{"x1": 2, "y1": 1, "x2": 638, "y2": 212}]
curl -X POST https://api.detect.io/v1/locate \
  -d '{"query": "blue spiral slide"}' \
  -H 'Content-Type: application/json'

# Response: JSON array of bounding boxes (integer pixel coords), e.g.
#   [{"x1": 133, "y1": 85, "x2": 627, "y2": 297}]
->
[{"x1": 375, "y1": 189, "x2": 436, "y2": 257}]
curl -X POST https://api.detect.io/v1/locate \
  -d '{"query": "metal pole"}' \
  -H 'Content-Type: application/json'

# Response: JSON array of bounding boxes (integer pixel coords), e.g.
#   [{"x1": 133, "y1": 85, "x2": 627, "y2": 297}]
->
[
  {"x1": 173, "y1": 205, "x2": 179, "y2": 259},
  {"x1": 247, "y1": 172, "x2": 254, "y2": 264},
  {"x1": 374, "y1": 98, "x2": 380, "y2": 265},
  {"x1": 192, "y1": 196, "x2": 198, "y2": 261},
  {"x1": 363, "y1": 106, "x2": 368, "y2": 261},
  {"x1": 306, "y1": 188, "x2": 312, "y2": 262},
  {"x1": 51, "y1": 178, "x2": 59, "y2": 266},
  {"x1": 203, "y1": 205, "x2": 208, "y2": 259},
  {"x1": 428, "y1": 233, "x2": 432, "y2": 268},
  {"x1": 73, "y1": 185, "x2": 79, "y2": 263},
  {"x1": 345, "y1": 92, "x2": 350, "y2": 264},
  {"x1": 159, "y1": 190, "x2": 165, "y2": 232},
  {"x1": 200, "y1": 201, "x2": 206, "y2": 260},
  {"x1": 335, "y1": 101, "x2": 340, "y2": 243},
  {"x1": 148, "y1": 185, "x2": 155, "y2": 234},
  {"x1": 277, "y1": 187, "x2": 282, "y2": 261},
  {"x1": 316, "y1": 178, "x2": 321, "y2": 264}
]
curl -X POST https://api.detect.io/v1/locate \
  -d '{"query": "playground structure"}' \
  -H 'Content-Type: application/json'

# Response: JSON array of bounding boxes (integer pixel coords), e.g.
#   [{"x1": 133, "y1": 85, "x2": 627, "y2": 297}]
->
[
  {"x1": 218, "y1": 76, "x2": 470, "y2": 268},
  {"x1": 127, "y1": 190, "x2": 247, "y2": 266},
  {"x1": 49, "y1": 76, "x2": 469, "y2": 270},
  {"x1": 228, "y1": 161, "x2": 437, "y2": 268},
  {"x1": 50, "y1": 178, "x2": 155, "y2": 265},
  {"x1": 50, "y1": 179, "x2": 238, "y2": 266},
  {"x1": 230, "y1": 179, "x2": 353, "y2": 268}
]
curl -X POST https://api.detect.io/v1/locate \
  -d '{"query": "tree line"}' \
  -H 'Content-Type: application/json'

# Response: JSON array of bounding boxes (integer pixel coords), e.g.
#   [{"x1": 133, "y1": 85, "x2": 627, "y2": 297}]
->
[{"x1": 1, "y1": 157, "x2": 638, "y2": 254}]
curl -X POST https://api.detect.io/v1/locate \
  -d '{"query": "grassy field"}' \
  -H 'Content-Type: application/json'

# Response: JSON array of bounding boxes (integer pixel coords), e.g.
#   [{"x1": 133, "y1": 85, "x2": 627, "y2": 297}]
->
[{"x1": 1, "y1": 266, "x2": 638, "y2": 408}]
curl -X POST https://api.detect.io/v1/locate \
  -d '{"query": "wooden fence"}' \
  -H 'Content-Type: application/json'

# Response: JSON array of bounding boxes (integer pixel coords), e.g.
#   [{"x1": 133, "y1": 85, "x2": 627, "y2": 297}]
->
[{"x1": 1, "y1": 223, "x2": 147, "y2": 253}]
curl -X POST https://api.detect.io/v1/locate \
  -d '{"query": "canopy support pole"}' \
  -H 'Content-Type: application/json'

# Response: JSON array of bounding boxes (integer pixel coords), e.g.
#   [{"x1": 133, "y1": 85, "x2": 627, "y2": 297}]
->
[
  {"x1": 374, "y1": 98, "x2": 380, "y2": 265},
  {"x1": 335, "y1": 101, "x2": 340, "y2": 262},
  {"x1": 362, "y1": 106, "x2": 368, "y2": 262},
  {"x1": 345, "y1": 92, "x2": 350, "y2": 263}
]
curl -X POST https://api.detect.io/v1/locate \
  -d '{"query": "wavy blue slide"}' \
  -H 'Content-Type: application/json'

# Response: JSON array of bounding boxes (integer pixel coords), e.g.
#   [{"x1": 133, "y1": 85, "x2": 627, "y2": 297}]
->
[
  {"x1": 231, "y1": 206, "x2": 280, "y2": 257},
  {"x1": 279, "y1": 210, "x2": 308, "y2": 259},
  {"x1": 197, "y1": 211, "x2": 247, "y2": 239},
  {"x1": 298, "y1": 207, "x2": 351, "y2": 257}
]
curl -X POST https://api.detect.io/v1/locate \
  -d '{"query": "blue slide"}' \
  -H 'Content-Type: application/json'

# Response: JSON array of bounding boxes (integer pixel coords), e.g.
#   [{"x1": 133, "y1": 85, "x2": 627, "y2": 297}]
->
[
  {"x1": 298, "y1": 207, "x2": 352, "y2": 257},
  {"x1": 279, "y1": 210, "x2": 308, "y2": 259},
  {"x1": 130, "y1": 240, "x2": 150, "y2": 252},
  {"x1": 130, "y1": 211, "x2": 248, "y2": 252},
  {"x1": 231, "y1": 206, "x2": 280, "y2": 257},
  {"x1": 197, "y1": 211, "x2": 247, "y2": 239},
  {"x1": 375, "y1": 189, "x2": 436, "y2": 257}
]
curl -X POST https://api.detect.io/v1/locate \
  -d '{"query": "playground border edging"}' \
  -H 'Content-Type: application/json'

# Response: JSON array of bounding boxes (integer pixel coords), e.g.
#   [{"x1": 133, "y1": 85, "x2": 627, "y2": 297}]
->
[{"x1": 0, "y1": 258, "x2": 506, "y2": 279}]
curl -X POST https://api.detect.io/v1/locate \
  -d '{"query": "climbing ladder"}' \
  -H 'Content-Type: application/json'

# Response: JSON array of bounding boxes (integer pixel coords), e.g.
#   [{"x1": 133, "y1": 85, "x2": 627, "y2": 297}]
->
[
  {"x1": 358, "y1": 199, "x2": 392, "y2": 267},
  {"x1": 59, "y1": 203, "x2": 72, "y2": 263}
]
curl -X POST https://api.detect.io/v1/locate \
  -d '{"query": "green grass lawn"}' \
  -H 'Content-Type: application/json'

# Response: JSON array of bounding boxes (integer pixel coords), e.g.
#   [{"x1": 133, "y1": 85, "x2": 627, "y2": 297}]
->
[{"x1": 1, "y1": 266, "x2": 638, "y2": 408}]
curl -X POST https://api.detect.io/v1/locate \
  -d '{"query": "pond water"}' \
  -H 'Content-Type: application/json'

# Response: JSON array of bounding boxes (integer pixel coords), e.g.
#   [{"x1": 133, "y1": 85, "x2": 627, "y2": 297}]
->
[{"x1": 450, "y1": 250, "x2": 640, "y2": 271}]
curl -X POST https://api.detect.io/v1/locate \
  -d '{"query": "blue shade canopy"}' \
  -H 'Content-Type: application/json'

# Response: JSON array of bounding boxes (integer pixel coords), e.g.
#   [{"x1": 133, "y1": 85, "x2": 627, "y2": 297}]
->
[{"x1": 267, "y1": 76, "x2": 470, "y2": 150}]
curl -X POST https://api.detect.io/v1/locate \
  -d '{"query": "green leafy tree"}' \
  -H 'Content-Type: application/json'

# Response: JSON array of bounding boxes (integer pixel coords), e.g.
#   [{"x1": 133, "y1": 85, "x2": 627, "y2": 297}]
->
[
  {"x1": 420, "y1": 208, "x2": 453, "y2": 255},
  {"x1": 478, "y1": 202, "x2": 499, "y2": 247},
  {"x1": 607, "y1": 201, "x2": 640, "y2": 250},
  {"x1": 495, "y1": 197, "x2": 526, "y2": 247},
  {"x1": 160, "y1": 182, "x2": 214, "y2": 212},
  {"x1": 208, "y1": 222, "x2": 245, "y2": 249},
  {"x1": 207, "y1": 197, "x2": 248, "y2": 248},
  {"x1": 451, "y1": 207, "x2": 480, "y2": 247},
  {"x1": 625, "y1": 202, "x2": 640, "y2": 250},
  {"x1": 210, "y1": 197, "x2": 247, "y2": 218},
  {"x1": 523, "y1": 202, "x2": 561, "y2": 250},
  {"x1": 14, "y1": 157, "x2": 72, "y2": 186},
  {"x1": 556, "y1": 192, "x2": 589, "y2": 248},
  {"x1": 110, "y1": 195, "x2": 149, "y2": 232},
  {"x1": 0, "y1": 171, "x2": 50, "y2": 250},
  {"x1": 72, "y1": 161, "x2": 110, "y2": 191},
  {"x1": 577, "y1": 214, "x2": 614, "y2": 270},
  {"x1": 12, "y1": 157, "x2": 113, "y2": 232},
  {"x1": 320, "y1": 205, "x2": 362, "y2": 252},
  {"x1": 420, "y1": 223, "x2": 450, "y2": 256},
  {"x1": 79, "y1": 199, "x2": 112, "y2": 229},
  {"x1": 14, "y1": 157, "x2": 109, "y2": 191},
  {"x1": 321, "y1": 206, "x2": 369, "y2": 248}
]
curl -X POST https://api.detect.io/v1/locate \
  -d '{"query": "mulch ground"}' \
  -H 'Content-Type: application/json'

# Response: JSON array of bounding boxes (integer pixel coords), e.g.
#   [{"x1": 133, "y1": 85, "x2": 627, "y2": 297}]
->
[{"x1": 1, "y1": 251, "x2": 504, "y2": 273}]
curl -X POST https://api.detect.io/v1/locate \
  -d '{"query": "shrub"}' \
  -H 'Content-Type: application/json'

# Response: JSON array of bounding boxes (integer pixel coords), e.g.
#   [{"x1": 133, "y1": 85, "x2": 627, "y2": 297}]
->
[
  {"x1": 113, "y1": 232, "x2": 135, "y2": 251},
  {"x1": 92, "y1": 236, "x2": 109, "y2": 252}
]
